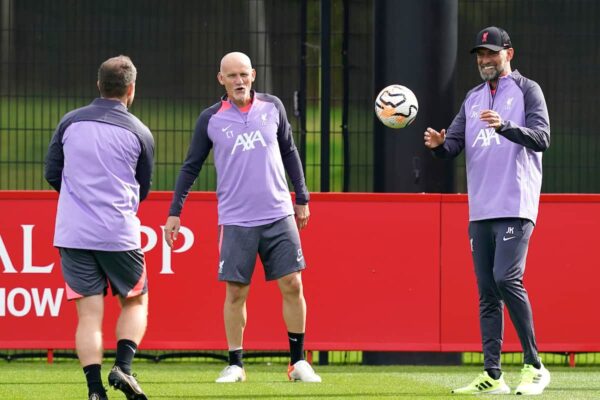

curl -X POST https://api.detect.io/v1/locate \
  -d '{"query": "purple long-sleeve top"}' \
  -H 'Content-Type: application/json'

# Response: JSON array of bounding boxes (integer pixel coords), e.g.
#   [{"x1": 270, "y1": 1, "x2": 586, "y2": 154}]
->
[
  {"x1": 169, "y1": 91, "x2": 309, "y2": 226},
  {"x1": 433, "y1": 70, "x2": 550, "y2": 223},
  {"x1": 45, "y1": 98, "x2": 154, "y2": 250}
]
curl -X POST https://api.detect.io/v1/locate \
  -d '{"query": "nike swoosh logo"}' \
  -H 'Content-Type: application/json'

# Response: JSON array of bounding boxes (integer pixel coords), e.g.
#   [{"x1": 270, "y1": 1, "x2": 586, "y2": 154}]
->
[
  {"x1": 296, "y1": 256, "x2": 303, "y2": 262},
  {"x1": 503, "y1": 236, "x2": 517, "y2": 241},
  {"x1": 222, "y1": 124, "x2": 232, "y2": 132}
]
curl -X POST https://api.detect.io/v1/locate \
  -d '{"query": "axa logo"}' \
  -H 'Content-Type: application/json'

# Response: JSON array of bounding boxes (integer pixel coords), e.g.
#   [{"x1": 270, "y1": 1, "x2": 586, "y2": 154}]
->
[
  {"x1": 231, "y1": 130, "x2": 267, "y2": 155},
  {"x1": 472, "y1": 128, "x2": 501, "y2": 147}
]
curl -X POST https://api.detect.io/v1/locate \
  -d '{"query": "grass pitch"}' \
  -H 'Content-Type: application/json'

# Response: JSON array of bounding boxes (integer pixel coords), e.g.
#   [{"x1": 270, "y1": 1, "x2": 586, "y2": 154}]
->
[{"x1": 1, "y1": 362, "x2": 599, "y2": 399}]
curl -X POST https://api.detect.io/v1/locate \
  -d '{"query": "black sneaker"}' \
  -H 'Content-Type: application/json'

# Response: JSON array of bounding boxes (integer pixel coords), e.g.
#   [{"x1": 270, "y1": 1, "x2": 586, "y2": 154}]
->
[
  {"x1": 88, "y1": 393, "x2": 108, "y2": 400},
  {"x1": 107, "y1": 365, "x2": 148, "y2": 400}
]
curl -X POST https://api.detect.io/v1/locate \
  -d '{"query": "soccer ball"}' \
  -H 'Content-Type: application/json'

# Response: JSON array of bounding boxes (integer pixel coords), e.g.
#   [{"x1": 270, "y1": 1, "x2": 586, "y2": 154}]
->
[{"x1": 374, "y1": 84, "x2": 419, "y2": 129}]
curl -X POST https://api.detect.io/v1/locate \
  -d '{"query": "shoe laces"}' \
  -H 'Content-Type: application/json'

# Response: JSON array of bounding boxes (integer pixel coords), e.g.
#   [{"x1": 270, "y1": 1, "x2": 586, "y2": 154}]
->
[
  {"x1": 519, "y1": 365, "x2": 539, "y2": 384},
  {"x1": 472, "y1": 372, "x2": 489, "y2": 384},
  {"x1": 221, "y1": 365, "x2": 239, "y2": 375},
  {"x1": 121, "y1": 368, "x2": 139, "y2": 381},
  {"x1": 118, "y1": 365, "x2": 137, "y2": 378},
  {"x1": 465, "y1": 372, "x2": 497, "y2": 389}
]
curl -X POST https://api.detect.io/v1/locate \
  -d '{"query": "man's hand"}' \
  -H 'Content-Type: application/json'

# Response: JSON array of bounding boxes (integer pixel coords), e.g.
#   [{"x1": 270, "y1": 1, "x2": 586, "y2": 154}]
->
[
  {"x1": 424, "y1": 127, "x2": 446, "y2": 149},
  {"x1": 294, "y1": 204, "x2": 310, "y2": 230},
  {"x1": 163, "y1": 216, "x2": 181, "y2": 248},
  {"x1": 479, "y1": 109, "x2": 503, "y2": 131}
]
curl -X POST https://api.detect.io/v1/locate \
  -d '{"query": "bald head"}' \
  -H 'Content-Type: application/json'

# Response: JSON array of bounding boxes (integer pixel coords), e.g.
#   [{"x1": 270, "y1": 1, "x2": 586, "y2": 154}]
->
[
  {"x1": 217, "y1": 52, "x2": 256, "y2": 108},
  {"x1": 220, "y1": 52, "x2": 253, "y2": 73}
]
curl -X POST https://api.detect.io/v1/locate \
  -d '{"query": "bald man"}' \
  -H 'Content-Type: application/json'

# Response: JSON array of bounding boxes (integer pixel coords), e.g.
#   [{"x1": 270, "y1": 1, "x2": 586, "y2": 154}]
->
[{"x1": 164, "y1": 52, "x2": 321, "y2": 383}]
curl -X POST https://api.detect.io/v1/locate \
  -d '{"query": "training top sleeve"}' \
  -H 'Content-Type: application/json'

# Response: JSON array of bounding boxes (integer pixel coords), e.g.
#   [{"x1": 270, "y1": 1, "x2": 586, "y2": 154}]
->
[
  {"x1": 169, "y1": 109, "x2": 214, "y2": 216},
  {"x1": 497, "y1": 77, "x2": 550, "y2": 152},
  {"x1": 432, "y1": 100, "x2": 467, "y2": 159},
  {"x1": 44, "y1": 114, "x2": 74, "y2": 192},
  {"x1": 135, "y1": 126, "x2": 155, "y2": 201},
  {"x1": 272, "y1": 96, "x2": 310, "y2": 205}
]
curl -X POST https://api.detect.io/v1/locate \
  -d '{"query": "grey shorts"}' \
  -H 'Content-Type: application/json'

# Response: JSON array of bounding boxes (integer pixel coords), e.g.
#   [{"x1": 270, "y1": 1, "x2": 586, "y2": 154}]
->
[
  {"x1": 59, "y1": 247, "x2": 148, "y2": 300},
  {"x1": 217, "y1": 215, "x2": 306, "y2": 284}
]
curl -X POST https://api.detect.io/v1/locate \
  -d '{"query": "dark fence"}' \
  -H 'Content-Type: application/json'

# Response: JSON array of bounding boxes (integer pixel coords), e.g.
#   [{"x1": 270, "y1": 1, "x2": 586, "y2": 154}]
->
[
  {"x1": 0, "y1": 0, "x2": 598, "y2": 193},
  {"x1": 0, "y1": 0, "x2": 307, "y2": 190},
  {"x1": 0, "y1": 0, "x2": 375, "y2": 192},
  {"x1": 454, "y1": 0, "x2": 600, "y2": 193}
]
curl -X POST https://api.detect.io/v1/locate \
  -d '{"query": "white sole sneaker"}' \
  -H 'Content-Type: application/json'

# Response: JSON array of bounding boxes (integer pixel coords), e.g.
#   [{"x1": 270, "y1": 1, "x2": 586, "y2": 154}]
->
[
  {"x1": 288, "y1": 360, "x2": 322, "y2": 382},
  {"x1": 515, "y1": 364, "x2": 550, "y2": 395},
  {"x1": 215, "y1": 365, "x2": 246, "y2": 383}
]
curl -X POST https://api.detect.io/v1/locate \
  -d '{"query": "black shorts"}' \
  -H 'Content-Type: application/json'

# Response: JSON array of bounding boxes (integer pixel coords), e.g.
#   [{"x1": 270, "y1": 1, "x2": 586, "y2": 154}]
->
[
  {"x1": 217, "y1": 215, "x2": 306, "y2": 284},
  {"x1": 59, "y1": 247, "x2": 147, "y2": 300}
]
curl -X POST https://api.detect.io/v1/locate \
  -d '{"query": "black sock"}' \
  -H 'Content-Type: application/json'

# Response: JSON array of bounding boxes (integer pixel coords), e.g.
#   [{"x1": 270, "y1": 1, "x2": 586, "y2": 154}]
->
[
  {"x1": 115, "y1": 339, "x2": 137, "y2": 375},
  {"x1": 485, "y1": 368, "x2": 502, "y2": 380},
  {"x1": 228, "y1": 349, "x2": 243, "y2": 368},
  {"x1": 532, "y1": 359, "x2": 542, "y2": 369},
  {"x1": 83, "y1": 364, "x2": 105, "y2": 396},
  {"x1": 288, "y1": 332, "x2": 305, "y2": 365}
]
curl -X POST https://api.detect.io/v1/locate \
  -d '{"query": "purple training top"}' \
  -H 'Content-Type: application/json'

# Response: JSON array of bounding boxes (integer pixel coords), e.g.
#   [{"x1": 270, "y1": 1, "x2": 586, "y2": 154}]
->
[
  {"x1": 45, "y1": 98, "x2": 154, "y2": 250},
  {"x1": 169, "y1": 91, "x2": 309, "y2": 227},
  {"x1": 433, "y1": 70, "x2": 550, "y2": 223}
]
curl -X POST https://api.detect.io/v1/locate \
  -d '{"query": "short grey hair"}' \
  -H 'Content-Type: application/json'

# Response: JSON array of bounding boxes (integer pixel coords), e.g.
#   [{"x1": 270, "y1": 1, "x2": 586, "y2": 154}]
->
[{"x1": 97, "y1": 55, "x2": 137, "y2": 98}]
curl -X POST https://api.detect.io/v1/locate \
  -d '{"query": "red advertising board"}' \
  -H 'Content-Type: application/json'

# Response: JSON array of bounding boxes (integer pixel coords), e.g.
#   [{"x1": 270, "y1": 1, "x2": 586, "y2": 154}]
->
[{"x1": 1, "y1": 191, "x2": 599, "y2": 352}]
